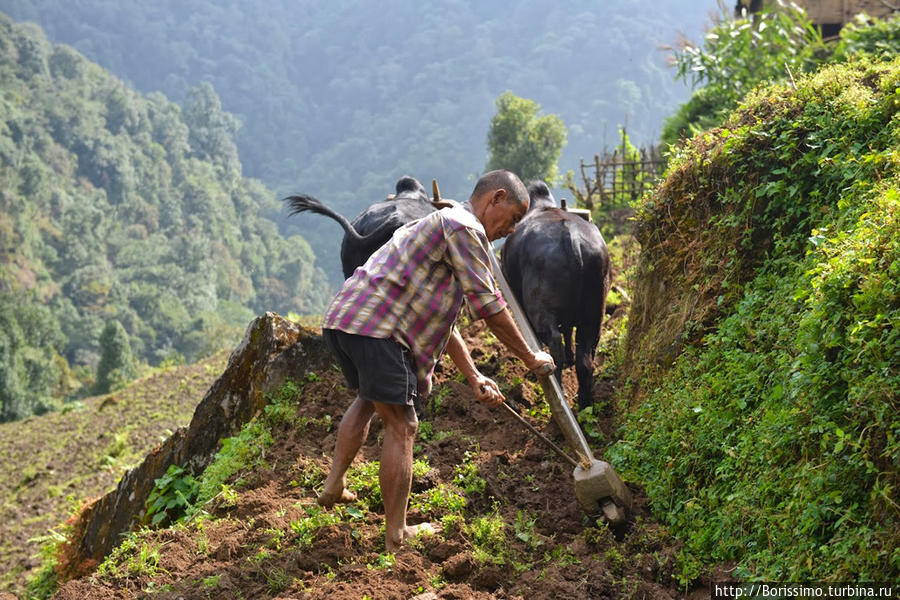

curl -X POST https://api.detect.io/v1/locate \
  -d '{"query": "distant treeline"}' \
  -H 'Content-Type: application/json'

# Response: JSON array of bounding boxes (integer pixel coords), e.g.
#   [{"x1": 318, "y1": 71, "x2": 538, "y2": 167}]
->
[
  {"x1": 0, "y1": 0, "x2": 715, "y2": 279},
  {"x1": 0, "y1": 15, "x2": 329, "y2": 421}
]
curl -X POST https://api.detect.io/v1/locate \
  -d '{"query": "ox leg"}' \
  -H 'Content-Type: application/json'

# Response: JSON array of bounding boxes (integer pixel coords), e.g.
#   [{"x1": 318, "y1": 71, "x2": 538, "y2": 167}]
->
[
  {"x1": 533, "y1": 314, "x2": 565, "y2": 387},
  {"x1": 574, "y1": 324, "x2": 601, "y2": 411},
  {"x1": 562, "y1": 325, "x2": 575, "y2": 368}
]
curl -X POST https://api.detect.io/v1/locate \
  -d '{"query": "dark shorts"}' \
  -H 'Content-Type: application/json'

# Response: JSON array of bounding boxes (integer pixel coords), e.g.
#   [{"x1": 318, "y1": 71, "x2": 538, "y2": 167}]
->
[{"x1": 323, "y1": 329, "x2": 419, "y2": 407}]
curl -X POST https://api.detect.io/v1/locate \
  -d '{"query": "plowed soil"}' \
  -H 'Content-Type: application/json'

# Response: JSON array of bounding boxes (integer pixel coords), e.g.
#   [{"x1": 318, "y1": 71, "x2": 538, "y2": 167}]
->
[{"x1": 51, "y1": 313, "x2": 721, "y2": 599}]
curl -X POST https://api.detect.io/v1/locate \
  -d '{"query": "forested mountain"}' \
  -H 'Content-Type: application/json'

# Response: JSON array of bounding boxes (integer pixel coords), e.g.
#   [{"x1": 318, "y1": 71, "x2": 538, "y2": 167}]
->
[
  {"x1": 0, "y1": 0, "x2": 719, "y2": 279},
  {"x1": 0, "y1": 15, "x2": 329, "y2": 421}
]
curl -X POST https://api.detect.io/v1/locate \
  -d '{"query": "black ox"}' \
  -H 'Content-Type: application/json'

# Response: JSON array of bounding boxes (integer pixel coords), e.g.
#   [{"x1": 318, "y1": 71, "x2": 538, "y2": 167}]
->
[
  {"x1": 501, "y1": 181, "x2": 611, "y2": 410},
  {"x1": 285, "y1": 176, "x2": 438, "y2": 278}
]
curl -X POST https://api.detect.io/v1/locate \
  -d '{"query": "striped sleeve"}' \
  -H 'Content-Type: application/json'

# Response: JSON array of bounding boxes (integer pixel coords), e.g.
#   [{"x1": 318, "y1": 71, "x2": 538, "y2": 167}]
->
[{"x1": 444, "y1": 227, "x2": 506, "y2": 320}]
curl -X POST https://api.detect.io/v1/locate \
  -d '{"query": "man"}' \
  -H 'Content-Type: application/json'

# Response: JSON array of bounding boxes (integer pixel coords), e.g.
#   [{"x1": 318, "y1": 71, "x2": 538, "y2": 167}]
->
[{"x1": 318, "y1": 169, "x2": 555, "y2": 551}]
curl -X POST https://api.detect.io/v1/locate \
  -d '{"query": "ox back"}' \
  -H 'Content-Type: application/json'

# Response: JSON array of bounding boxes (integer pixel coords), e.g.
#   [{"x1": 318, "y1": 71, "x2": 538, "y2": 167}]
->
[
  {"x1": 501, "y1": 184, "x2": 610, "y2": 410},
  {"x1": 286, "y1": 176, "x2": 436, "y2": 279}
]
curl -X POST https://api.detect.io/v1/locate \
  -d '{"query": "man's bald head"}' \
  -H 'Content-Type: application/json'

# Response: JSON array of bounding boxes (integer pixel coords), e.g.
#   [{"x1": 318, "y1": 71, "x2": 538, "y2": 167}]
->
[
  {"x1": 469, "y1": 170, "x2": 530, "y2": 241},
  {"x1": 469, "y1": 170, "x2": 529, "y2": 210}
]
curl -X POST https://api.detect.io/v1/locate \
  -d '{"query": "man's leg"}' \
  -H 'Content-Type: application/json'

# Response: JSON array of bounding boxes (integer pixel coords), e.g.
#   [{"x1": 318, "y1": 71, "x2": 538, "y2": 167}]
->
[
  {"x1": 319, "y1": 394, "x2": 375, "y2": 507},
  {"x1": 373, "y1": 401, "x2": 422, "y2": 551}
]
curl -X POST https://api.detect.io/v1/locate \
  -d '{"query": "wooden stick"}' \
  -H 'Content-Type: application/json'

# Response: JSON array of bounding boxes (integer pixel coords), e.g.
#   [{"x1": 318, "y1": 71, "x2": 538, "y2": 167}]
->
[{"x1": 499, "y1": 401, "x2": 580, "y2": 469}]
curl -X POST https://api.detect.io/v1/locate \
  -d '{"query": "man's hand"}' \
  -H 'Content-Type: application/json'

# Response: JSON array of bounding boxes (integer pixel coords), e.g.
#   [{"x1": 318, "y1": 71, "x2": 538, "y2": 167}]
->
[
  {"x1": 525, "y1": 350, "x2": 555, "y2": 376},
  {"x1": 472, "y1": 374, "x2": 504, "y2": 405}
]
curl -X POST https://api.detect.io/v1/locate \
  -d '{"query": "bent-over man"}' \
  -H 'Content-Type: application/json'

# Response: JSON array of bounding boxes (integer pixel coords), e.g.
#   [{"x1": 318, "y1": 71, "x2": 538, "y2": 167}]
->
[{"x1": 318, "y1": 169, "x2": 555, "y2": 551}]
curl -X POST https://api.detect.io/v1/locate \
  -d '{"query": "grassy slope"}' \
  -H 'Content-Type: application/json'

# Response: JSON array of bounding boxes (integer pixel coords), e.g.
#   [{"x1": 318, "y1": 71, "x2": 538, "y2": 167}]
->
[
  {"x1": 614, "y1": 57, "x2": 900, "y2": 579},
  {"x1": 0, "y1": 352, "x2": 227, "y2": 594}
]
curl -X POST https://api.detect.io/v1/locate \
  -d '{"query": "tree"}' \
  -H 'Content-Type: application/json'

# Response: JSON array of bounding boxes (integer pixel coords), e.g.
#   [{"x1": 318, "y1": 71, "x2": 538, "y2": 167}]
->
[
  {"x1": 0, "y1": 295, "x2": 65, "y2": 421},
  {"x1": 0, "y1": 314, "x2": 27, "y2": 422},
  {"x1": 94, "y1": 320, "x2": 137, "y2": 394},
  {"x1": 486, "y1": 91, "x2": 567, "y2": 185},
  {"x1": 183, "y1": 82, "x2": 241, "y2": 173}
]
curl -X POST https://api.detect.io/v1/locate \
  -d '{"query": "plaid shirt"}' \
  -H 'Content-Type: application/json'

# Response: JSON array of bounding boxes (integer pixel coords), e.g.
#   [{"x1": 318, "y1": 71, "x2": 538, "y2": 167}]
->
[{"x1": 322, "y1": 201, "x2": 506, "y2": 392}]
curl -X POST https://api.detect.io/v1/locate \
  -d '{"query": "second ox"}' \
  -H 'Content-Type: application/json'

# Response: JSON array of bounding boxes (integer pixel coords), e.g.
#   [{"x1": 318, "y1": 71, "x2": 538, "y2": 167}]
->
[
  {"x1": 501, "y1": 181, "x2": 611, "y2": 410},
  {"x1": 285, "y1": 176, "x2": 438, "y2": 278}
]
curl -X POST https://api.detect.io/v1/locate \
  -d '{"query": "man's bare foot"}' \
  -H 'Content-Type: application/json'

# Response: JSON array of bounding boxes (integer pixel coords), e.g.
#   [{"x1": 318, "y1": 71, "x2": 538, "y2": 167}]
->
[
  {"x1": 385, "y1": 522, "x2": 442, "y2": 552},
  {"x1": 316, "y1": 487, "x2": 357, "y2": 508}
]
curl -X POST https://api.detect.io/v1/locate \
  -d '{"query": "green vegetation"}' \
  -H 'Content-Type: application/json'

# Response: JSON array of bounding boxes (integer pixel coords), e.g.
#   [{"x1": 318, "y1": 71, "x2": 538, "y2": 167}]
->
[
  {"x1": 513, "y1": 510, "x2": 543, "y2": 552},
  {"x1": 615, "y1": 53, "x2": 900, "y2": 580},
  {"x1": 22, "y1": 529, "x2": 65, "y2": 599},
  {"x1": 11, "y1": 3, "x2": 900, "y2": 593},
  {"x1": 145, "y1": 464, "x2": 199, "y2": 527},
  {"x1": 411, "y1": 483, "x2": 467, "y2": 515},
  {"x1": 831, "y1": 13, "x2": 900, "y2": 63},
  {"x1": 289, "y1": 504, "x2": 342, "y2": 548},
  {"x1": 195, "y1": 420, "x2": 275, "y2": 507},
  {"x1": 0, "y1": 294, "x2": 69, "y2": 420},
  {"x1": 191, "y1": 381, "x2": 306, "y2": 512},
  {"x1": 662, "y1": 1, "x2": 824, "y2": 148},
  {"x1": 453, "y1": 449, "x2": 486, "y2": 498},
  {"x1": 347, "y1": 460, "x2": 384, "y2": 510},
  {"x1": 0, "y1": 15, "x2": 328, "y2": 420},
  {"x1": 663, "y1": 6, "x2": 900, "y2": 151},
  {"x1": 486, "y1": 91, "x2": 567, "y2": 185},
  {"x1": 468, "y1": 509, "x2": 507, "y2": 565},
  {"x1": 96, "y1": 530, "x2": 165, "y2": 580},
  {"x1": 93, "y1": 320, "x2": 137, "y2": 394},
  {"x1": 34, "y1": 340, "x2": 702, "y2": 598}
]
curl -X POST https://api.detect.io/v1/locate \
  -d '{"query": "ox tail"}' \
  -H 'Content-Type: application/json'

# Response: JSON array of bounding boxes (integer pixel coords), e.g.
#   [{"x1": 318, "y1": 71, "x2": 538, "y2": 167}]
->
[{"x1": 283, "y1": 194, "x2": 367, "y2": 242}]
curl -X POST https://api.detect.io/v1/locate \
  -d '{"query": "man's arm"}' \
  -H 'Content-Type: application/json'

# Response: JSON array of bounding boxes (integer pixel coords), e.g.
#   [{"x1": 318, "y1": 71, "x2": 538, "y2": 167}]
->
[{"x1": 446, "y1": 327, "x2": 504, "y2": 404}]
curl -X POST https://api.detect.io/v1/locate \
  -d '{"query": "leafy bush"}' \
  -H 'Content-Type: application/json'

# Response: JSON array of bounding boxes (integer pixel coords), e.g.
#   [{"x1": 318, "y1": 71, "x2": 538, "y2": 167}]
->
[
  {"x1": 486, "y1": 91, "x2": 567, "y2": 185},
  {"x1": 453, "y1": 449, "x2": 486, "y2": 498},
  {"x1": 468, "y1": 509, "x2": 508, "y2": 565},
  {"x1": 145, "y1": 464, "x2": 199, "y2": 527},
  {"x1": 95, "y1": 531, "x2": 165, "y2": 580},
  {"x1": 663, "y1": 1, "x2": 824, "y2": 147},
  {"x1": 289, "y1": 504, "x2": 342, "y2": 548},
  {"x1": 832, "y1": 13, "x2": 900, "y2": 63},
  {"x1": 410, "y1": 484, "x2": 467, "y2": 516},
  {"x1": 0, "y1": 294, "x2": 67, "y2": 420},
  {"x1": 22, "y1": 529, "x2": 66, "y2": 600}
]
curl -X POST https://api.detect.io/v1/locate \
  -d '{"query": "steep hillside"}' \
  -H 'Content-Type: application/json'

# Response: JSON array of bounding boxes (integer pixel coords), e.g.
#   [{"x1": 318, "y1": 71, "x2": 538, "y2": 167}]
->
[
  {"x1": 0, "y1": 352, "x2": 227, "y2": 594},
  {"x1": 42, "y1": 316, "x2": 719, "y2": 600},
  {"x1": 0, "y1": 14, "x2": 329, "y2": 420},
  {"x1": 615, "y1": 57, "x2": 900, "y2": 579}
]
